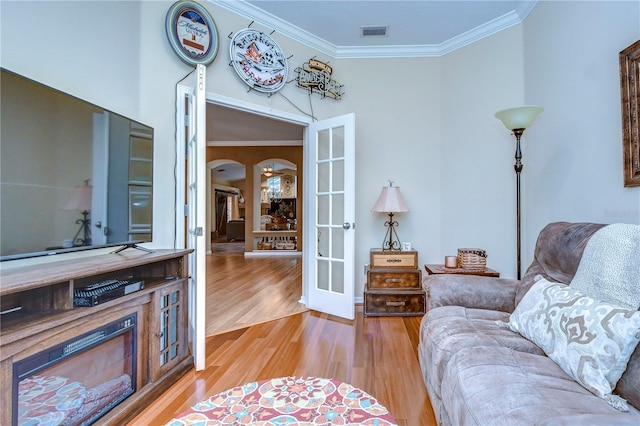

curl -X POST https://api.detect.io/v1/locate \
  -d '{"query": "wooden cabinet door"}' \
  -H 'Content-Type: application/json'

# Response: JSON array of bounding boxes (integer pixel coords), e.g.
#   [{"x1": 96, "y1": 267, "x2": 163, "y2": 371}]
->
[{"x1": 150, "y1": 280, "x2": 188, "y2": 381}]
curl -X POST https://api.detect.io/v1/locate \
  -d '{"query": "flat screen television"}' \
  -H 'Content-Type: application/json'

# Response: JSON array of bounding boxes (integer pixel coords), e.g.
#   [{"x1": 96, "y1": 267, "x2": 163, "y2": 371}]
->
[{"x1": 0, "y1": 68, "x2": 153, "y2": 261}]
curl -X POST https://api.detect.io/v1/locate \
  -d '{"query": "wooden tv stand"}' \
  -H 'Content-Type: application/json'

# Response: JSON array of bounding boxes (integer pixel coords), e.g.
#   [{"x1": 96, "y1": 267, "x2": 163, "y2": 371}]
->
[{"x1": 0, "y1": 249, "x2": 194, "y2": 425}]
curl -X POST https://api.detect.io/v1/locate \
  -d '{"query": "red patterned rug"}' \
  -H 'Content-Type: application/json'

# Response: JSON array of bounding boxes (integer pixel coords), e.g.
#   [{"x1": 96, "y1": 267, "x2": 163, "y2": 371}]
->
[{"x1": 167, "y1": 376, "x2": 397, "y2": 425}]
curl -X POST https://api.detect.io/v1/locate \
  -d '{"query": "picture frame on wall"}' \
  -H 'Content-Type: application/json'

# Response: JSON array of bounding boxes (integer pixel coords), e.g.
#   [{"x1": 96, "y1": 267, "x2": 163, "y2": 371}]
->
[{"x1": 619, "y1": 39, "x2": 640, "y2": 187}]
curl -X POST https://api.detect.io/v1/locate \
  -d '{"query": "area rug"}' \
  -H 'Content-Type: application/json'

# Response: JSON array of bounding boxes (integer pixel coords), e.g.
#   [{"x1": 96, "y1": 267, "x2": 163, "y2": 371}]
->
[{"x1": 167, "y1": 376, "x2": 397, "y2": 425}]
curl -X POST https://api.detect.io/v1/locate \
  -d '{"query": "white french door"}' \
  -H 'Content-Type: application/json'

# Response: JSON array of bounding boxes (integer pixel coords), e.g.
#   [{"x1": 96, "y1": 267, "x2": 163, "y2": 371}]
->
[
  {"x1": 304, "y1": 113, "x2": 356, "y2": 320},
  {"x1": 176, "y1": 65, "x2": 206, "y2": 371}
]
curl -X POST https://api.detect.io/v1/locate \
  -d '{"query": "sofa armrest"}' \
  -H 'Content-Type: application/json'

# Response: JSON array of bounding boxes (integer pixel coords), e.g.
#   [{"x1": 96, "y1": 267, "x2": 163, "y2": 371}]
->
[{"x1": 424, "y1": 274, "x2": 520, "y2": 313}]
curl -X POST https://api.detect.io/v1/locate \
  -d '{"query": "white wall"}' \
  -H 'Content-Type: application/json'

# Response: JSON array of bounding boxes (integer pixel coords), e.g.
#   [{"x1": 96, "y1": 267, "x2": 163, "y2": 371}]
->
[
  {"x1": 522, "y1": 0, "x2": 640, "y2": 267},
  {"x1": 2, "y1": 0, "x2": 638, "y2": 286},
  {"x1": 336, "y1": 57, "x2": 442, "y2": 294},
  {"x1": 440, "y1": 26, "x2": 526, "y2": 278}
]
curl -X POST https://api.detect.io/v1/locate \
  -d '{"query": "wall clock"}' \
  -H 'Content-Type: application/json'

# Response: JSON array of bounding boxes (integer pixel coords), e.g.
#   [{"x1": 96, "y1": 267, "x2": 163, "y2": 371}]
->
[
  {"x1": 229, "y1": 28, "x2": 288, "y2": 93},
  {"x1": 165, "y1": 0, "x2": 219, "y2": 66}
]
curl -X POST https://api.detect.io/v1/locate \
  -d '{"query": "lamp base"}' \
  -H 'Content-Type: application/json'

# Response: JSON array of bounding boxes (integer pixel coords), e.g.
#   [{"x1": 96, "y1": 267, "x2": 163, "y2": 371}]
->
[
  {"x1": 72, "y1": 210, "x2": 92, "y2": 246},
  {"x1": 381, "y1": 212, "x2": 402, "y2": 251}
]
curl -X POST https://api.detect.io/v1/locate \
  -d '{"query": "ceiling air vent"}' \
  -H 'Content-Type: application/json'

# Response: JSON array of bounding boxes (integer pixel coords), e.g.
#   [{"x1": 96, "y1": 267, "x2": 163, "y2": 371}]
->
[{"x1": 361, "y1": 26, "x2": 388, "y2": 37}]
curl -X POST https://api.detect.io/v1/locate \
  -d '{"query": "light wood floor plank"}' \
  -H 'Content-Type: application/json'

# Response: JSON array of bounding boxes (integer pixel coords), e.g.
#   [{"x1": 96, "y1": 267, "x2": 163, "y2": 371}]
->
[{"x1": 205, "y1": 244, "x2": 307, "y2": 336}]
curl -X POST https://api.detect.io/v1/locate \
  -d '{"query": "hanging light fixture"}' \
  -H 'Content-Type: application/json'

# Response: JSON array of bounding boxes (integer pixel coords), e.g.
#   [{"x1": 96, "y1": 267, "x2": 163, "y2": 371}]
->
[{"x1": 262, "y1": 165, "x2": 274, "y2": 177}]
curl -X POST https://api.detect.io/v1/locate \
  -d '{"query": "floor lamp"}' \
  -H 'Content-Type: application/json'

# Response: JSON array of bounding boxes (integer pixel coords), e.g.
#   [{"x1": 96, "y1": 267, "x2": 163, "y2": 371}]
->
[{"x1": 495, "y1": 106, "x2": 543, "y2": 280}]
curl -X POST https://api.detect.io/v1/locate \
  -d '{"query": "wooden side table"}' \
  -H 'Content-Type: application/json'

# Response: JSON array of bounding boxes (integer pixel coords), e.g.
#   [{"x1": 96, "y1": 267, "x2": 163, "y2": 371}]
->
[
  {"x1": 364, "y1": 249, "x2": 426, "y2": 316},
  {"x1": 424, "y1": 264, "x2": 500, "y2": 277}
]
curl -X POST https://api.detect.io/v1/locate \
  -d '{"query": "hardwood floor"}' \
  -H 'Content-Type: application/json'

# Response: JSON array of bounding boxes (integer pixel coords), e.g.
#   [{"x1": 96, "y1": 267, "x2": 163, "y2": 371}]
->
[
  {"x1": 129, "y1": 246, "x2": 436, "y2": 425},
  {"x1": 130, "y1": 308, "x2": 436, "y2": 425},
  {"x1": 205, "y1": 243, "x2": 307, "y2": 336}
]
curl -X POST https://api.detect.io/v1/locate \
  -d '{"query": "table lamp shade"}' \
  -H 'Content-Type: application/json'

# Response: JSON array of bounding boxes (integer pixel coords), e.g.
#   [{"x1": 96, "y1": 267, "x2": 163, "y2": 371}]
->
[
  {"x1": 371, "y1": 186, "x2": 409, "y2": 213},
  {"x1": 495, "y1": 105, "x2": 544, "y2": 130},
  {"x1": 64, "y1": 184, "x2": 92, "y2": 211}
]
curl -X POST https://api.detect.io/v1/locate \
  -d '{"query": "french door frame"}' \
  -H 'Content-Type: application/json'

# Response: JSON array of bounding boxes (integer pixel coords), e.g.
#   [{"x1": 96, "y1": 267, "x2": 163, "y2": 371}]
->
[
  {"x1": 204, "y1": 93, "x2": 314, "y2": 302},
  {"x1": 182, "y1": 91, "x2": 356, "y2": 327}
]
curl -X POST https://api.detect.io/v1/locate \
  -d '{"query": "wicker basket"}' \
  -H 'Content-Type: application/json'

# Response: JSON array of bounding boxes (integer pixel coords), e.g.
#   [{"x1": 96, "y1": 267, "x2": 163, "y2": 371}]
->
[{"x1": 457, "y1": 248, "x2": 487, "y2": 270}]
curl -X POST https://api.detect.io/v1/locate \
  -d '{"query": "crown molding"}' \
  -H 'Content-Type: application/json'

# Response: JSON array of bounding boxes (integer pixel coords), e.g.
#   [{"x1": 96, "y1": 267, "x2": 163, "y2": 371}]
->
[
  {"x1": 210, "y1": 0, "x2": 338, "y2": 57},
  {"x1": 209, "y1": 0, "x2": 538, "y2": 59}
]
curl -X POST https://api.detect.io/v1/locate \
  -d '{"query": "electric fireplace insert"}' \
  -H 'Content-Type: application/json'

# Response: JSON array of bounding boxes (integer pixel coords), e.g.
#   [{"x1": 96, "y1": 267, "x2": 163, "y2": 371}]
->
[{"x1": 13, "y1": 314, "x2": 137, "y2": 426}]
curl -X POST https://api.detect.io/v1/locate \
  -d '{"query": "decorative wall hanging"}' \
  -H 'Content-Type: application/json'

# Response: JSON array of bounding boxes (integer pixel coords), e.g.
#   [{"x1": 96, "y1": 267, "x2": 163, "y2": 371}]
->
[
  {"x1": 619, "y1": 39, "x2": 640, "y2": 187},
  {"x1": 165, "y1": 0, "x2": 219, "y2": 66},
  {"x1": 229, "y1": 28, "x2": 288, "y2": 93},
  {"x1": 295, "y1": 58, "x2": 344, "y2": 100}
]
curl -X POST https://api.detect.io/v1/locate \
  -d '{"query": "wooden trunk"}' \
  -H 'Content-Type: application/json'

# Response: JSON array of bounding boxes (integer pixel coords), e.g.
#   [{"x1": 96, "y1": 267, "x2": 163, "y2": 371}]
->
[
  {"x1": 364, "y1": 290, "x2": 426, "y2": 316},
  {"x1": 367, "y1": 269, "x2": 422, "y2": 290},
  {"x1": 365, "y1": 249, "x2": 425, "y2": 317},
  {"x1": 370, "y1": 249, "x2": 418, "y2": 269}
]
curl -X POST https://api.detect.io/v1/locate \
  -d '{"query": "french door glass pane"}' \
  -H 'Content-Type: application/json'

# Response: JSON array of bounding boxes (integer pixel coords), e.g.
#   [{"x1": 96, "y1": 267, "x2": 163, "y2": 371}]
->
[
  {"x1": 318, "y1": 129, "x2": 330, "y2": 160},
  {"x1": 331, "y1": 261, "x2": 344, "y2": 294},
  {"x1": 318, "y1": 162, "x2": 330, "y2": 192},
  {"x1": 332, "y1": 193, "x2": 344, "y2": 225},
  {"x1": 318, "y1": 195, "x2": 330, "y2": 225},
  {"x1": 317, "y1": 259, "x2": 329, "y2": 290},
  {"x1": 332, "y1": 160, "x2": 344, "y2": 191},
  {"x1": 331, "y1": 228, "x2": 344, "y2": 259},
  {"x1": 332, "y1": 126, "x2": 344, "y2": 158}
]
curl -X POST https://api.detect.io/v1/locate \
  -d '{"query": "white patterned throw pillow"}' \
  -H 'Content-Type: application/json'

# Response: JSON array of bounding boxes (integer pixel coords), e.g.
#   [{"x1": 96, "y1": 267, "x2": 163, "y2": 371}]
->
[
  {"x1": 508, "y1": 277, "x2": 640, "y2": 411},
  {"x1": 569, "y1": 223, "x2": 640, "y2": 310}
]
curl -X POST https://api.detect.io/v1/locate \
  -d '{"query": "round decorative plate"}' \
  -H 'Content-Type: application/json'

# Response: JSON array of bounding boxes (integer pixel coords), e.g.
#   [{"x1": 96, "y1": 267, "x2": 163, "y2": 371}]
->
[
  {"x1": 229, "y1": 28, "x2": 288, "y2": 93},
  {"x1": 165, "y1": 1, "x2": 219, "y2": 66}
]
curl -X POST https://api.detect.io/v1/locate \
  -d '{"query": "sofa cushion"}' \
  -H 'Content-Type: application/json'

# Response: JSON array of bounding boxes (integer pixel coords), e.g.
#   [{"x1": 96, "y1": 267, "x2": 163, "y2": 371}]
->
[
  {"x1": 517, "y1": 222, "x2": 605, "y2": 306},
  {"x1": 508, "y1": 277, "x2": 640, "y2": 411},
  {"x1": 616, "y1": 341, "x2": 640, "y2": 415},
  {"x1": 569, "y1": 223, "x2": 640, "y2": 310},
  {"x1": 418, "y1": 306, "x2": 544, "y2": 401},
  {"x1": 441, "y1": 346, "x2": 640, "y2": 426}
]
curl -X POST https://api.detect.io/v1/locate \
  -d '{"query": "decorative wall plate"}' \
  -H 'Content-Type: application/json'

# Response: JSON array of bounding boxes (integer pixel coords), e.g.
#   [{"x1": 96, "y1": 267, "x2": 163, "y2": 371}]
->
[
  {"x1": 229, "y1": 28, "x2": 288, "y2": 93},
  {"x1": 165, "y1": 1, "x2": 219, "y2": 66},
  {"x1": 281, "y1": 175, "x2": 295, "y2": 198}
]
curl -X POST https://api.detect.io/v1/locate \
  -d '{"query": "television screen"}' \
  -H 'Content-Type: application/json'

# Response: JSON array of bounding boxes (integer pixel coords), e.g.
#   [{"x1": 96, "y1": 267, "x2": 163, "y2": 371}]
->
[{"x1": 0, "y1": 69, "x2": 153, "y2": 261}]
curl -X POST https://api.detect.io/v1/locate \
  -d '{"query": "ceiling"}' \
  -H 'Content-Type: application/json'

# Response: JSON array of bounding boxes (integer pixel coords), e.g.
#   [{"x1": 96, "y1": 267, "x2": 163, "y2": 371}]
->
[
  {"x1": 208, "y1": 0, "x2": 538, "y2": 181},
  {"x1": 214, "y1": 0, "x2": 538, "y2": 58}
]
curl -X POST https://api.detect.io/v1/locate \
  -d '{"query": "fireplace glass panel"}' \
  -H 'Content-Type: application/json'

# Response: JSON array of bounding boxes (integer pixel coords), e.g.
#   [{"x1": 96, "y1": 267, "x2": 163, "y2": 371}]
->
[{"x1": 13, "y1": 314, "x2": 137, "y2": 426}]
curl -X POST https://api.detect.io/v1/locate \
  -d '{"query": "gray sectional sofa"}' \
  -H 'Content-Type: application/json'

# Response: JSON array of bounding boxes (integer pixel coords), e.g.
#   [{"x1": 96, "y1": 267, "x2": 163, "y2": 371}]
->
[{"x1": 419, "y1": 222, "x2": 640, "y2": 425}]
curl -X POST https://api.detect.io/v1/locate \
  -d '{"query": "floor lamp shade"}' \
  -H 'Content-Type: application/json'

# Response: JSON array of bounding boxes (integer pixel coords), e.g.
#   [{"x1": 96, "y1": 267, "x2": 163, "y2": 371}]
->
[{"x1": 495, "y1": 106, "x2": 544, "y2": 130}]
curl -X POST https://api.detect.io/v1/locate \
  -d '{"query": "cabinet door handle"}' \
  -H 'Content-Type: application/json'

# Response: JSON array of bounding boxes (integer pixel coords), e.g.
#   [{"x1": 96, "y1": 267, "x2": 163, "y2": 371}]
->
[
  {"x1": 156, "y1": 331, "x2": 164, "y2": 338},
  {"x1": 386, "y1": 301, "x2": 405, "y2": 306},
  {"x1": 385, "y1": 278, "x2": 404, "y2": 283}
]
